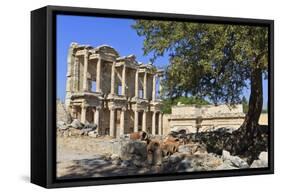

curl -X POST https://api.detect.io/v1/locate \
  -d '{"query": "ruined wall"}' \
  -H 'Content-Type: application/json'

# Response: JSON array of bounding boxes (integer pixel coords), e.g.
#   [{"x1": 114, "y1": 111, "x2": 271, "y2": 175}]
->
[
  {"x1": 57, "y1": 100, "x2": 71, "y2": 123},
  {"x1": 169, "y1": 104, "x2": 245, "y2": 133},
  {"x1": 162, "y1": 114, "x2": 171, "y2": 135},
  {"x1": 172, "y1": 104, "x2": 244, "y2": 116}
]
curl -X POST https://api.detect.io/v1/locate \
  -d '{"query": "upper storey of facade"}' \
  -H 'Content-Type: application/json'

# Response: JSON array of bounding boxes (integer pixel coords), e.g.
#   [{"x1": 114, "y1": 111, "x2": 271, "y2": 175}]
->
[{"x1": 65, "y1": 42, "x2": 164, "y2": 104}]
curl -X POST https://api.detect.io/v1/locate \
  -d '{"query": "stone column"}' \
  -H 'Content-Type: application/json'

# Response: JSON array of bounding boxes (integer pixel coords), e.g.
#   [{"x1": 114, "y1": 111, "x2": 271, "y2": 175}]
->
[
  {"x1": 122, "y1": 65, "x2": 126, "y2": 96},
  {"x1": 158, "y1": 76, "x2": 162, "y2": 98},
  {"x1": 110, "y1": 61, "x2": 116, "y2": 95},
  {"x1": 109, "y1": 108, "x2": 116, "y2": 137},
  {"x1": 142, "y1": 111, "x2": 147, "y2": 132},
  {"x1": 152, "y1": 74, "x2": 157, "y2": 101},
  {"x1": 120, "y1": 108, "x2": 125, "y2": 136},
  {"x1": 134, "y1": 110, "x2": 139, "y2": 132},
  {"x1": 94, "y1": 107, "x2": 100, "y2": 133},
  {"x1": 152, "y1": 111, "x2": 156, "y2": 135},
  {"x1": 82, "y1": 50, "x2": 89, "y2": 91},
  {"x1": 73, "y1": 56, "x2": 79, "y2": 92},
  {"x1": 143, "y1": 72, "x2": 147, "y2": 99},
  {"x1": 135, "y1": 69, "x2": 139, "y2": 98},
  {"x1": 81, "y1": 104, "x2": 87, "y2": 124},
  {"x1": 158, "y1": 113, "x2": 163, "y2": 135},
  {"x1": 96, "y1": 57, "x2": 102, "y2": 92}
]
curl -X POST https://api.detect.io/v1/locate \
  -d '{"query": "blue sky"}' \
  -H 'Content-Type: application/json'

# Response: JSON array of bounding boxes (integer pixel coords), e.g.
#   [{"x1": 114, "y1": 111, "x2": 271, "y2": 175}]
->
[{"x1": 56, "y1": 15, "x2": 268, "y2": 109}]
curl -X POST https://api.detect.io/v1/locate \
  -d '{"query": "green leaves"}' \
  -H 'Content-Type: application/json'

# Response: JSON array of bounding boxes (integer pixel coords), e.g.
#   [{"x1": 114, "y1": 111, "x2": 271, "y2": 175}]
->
[
  {"x1": 132, "y1": 20, "x2": 268, "y2": 105},
  {"x1": 161, "y1": 96, "x2": 210, "y2": 114}
]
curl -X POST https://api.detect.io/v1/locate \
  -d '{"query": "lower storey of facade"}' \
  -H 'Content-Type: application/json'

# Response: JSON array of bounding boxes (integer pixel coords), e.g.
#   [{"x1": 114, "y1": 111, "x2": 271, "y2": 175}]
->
[{"x1": 67, "y1": 94, "x2": 163, "y2": 138}]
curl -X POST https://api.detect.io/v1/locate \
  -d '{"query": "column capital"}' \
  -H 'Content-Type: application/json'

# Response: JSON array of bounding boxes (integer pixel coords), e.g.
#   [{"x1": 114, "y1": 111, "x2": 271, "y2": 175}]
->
[
  {"x1": 81, "y1": 101, "x2": 89, "y2": 109},
  {"x1": 96, "y1": 106, "x2": 102, "y2": 110},
  {"x1": 91, "y1": 106, "x2": 102, "y2": 112},
  {"x1": 133, "y1": 109, "x2": 140, "y2": 113},
  {"x1": 84, "y1": 49, "x2": 89, "y2": 56},
  {"x1": 109, "y1": 106, "x2": 116, "y2": 111},
  {"x1": 143, "y1": 109, "x2": 149, "y2": 113},
  {"x1": 81, "y1": 105, "x2": 88, "y2": 109}
]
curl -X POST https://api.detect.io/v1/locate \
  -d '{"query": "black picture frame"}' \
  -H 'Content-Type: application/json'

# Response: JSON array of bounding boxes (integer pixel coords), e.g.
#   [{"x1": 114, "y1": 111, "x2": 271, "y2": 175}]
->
[{"x1": 31, "y1": 5, "x2": 274, "y2": 188}]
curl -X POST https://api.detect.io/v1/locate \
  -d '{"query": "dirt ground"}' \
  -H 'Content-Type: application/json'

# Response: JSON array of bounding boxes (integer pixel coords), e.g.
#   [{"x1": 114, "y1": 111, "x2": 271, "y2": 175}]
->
[
  {"x1": 57, "y1": 136, "x2": 113, "y2": 162},
  {"x1": 56, "y1": 136, "x2": 160, "y2": 179}
]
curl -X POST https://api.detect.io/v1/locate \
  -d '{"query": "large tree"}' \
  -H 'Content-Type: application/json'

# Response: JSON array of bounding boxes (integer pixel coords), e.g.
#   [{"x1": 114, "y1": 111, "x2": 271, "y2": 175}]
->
[{"x1": 133, "y1": 21, "x2": 268, "y2": 157}]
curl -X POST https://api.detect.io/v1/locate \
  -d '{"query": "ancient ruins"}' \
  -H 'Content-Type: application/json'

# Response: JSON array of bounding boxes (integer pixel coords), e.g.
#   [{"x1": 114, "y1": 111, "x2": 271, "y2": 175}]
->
[
  {"x1": 168, "y1": 104, "x2": 245, "y2": 133},
  {"x1": 56, "y1": 43, "x2": 268, "y2": 179},
  {"x1": 65, "y1": 42, "x2": 164, "y2": 138}
]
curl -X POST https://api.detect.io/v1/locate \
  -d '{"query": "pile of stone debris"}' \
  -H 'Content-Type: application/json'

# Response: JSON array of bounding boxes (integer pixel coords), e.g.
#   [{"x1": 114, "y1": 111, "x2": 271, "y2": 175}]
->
[
  {"x1": 110, "y1": 130, "x2": 268, "y2": 173},
  {"x1": 57, "y1": 119, "x2": 99, "y2": 137},
  {"x1": 57, "y1": 121, "x2": 268, "y2": 173}
]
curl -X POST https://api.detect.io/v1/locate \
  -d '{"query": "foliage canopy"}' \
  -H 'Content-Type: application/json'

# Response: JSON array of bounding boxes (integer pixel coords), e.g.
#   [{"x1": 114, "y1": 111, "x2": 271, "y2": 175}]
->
[{"x1": 132, "y1": 21, "x2": 268, "y2": 106}]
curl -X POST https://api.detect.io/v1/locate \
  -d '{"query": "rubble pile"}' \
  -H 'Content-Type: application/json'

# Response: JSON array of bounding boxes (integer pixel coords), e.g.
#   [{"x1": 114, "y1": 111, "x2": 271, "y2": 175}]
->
[{"x1": 57, "y1": 121, "x2": 268, "y2": 176}]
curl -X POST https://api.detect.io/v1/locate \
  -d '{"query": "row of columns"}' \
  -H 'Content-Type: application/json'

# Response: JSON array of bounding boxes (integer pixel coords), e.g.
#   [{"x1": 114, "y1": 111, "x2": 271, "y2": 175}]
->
[
  {"x1": 133, "y1": 110, "x2": 163, "y2": 135},
  {"x1": 82, "y1": 52, "x2": 102, "y2": 93},
  {"x1": 77, "y1": 104, "x2": 163, "y2": 137},
  {"x1": 109, "y1": 108, "x2": 126, "y2": 137},
  {"x1": 77, "y1": 51, "x2": 163, "y2": 137},
  {"x1": 135, "y1": 70, "x2": 160, "y2": 101},
  {"x1": 81, "y1": 51, "x2": 160, "y2": 100}
]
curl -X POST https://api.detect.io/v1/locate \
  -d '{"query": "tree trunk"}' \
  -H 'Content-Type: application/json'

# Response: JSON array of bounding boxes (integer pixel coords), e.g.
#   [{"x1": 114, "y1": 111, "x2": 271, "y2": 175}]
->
[
  {"x1": 240, "y1": 67, "x2": 263, "y2": 134},
  {"x1": 229, "y1": 67, "x2": 264, "y2": 157}
]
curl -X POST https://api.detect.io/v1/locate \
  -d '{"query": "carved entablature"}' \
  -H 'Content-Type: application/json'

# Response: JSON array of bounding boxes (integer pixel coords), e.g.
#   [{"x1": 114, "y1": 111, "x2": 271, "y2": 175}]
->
[
  {"x1": 132, "y1": 101, "x2": 149, "y2": 112},
  {"x1": 108, "y1": 101, "x2": 128, "y2": 110},
  {"x1": 89, "y1": 53, "x2": 116, "y2": 62},
  {"x1": 150, "y1": 102, "x2": 163, "y2": 112}
]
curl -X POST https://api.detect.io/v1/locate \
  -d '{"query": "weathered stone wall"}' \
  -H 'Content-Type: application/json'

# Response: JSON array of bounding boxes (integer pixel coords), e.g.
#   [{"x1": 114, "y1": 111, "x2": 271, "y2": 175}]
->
[
  {"x1": 168, "y1": 104, "x2": 245, "y2": 134},
  {"x1": 162, "y1": 114, "x2": 171, "y2": 135},
  {"x1": 172, "y1": 104, "x2": 244, "y2": 116},
  {"x1": 57, "y1": 100, "x2": 71, "y2": 123}
]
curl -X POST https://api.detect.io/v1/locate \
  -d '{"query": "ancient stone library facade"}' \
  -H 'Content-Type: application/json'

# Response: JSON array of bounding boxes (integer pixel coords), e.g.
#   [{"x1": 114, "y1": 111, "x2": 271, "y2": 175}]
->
[{"x1": 65, "y1": 43, "x2": 164, "y2": 137}]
